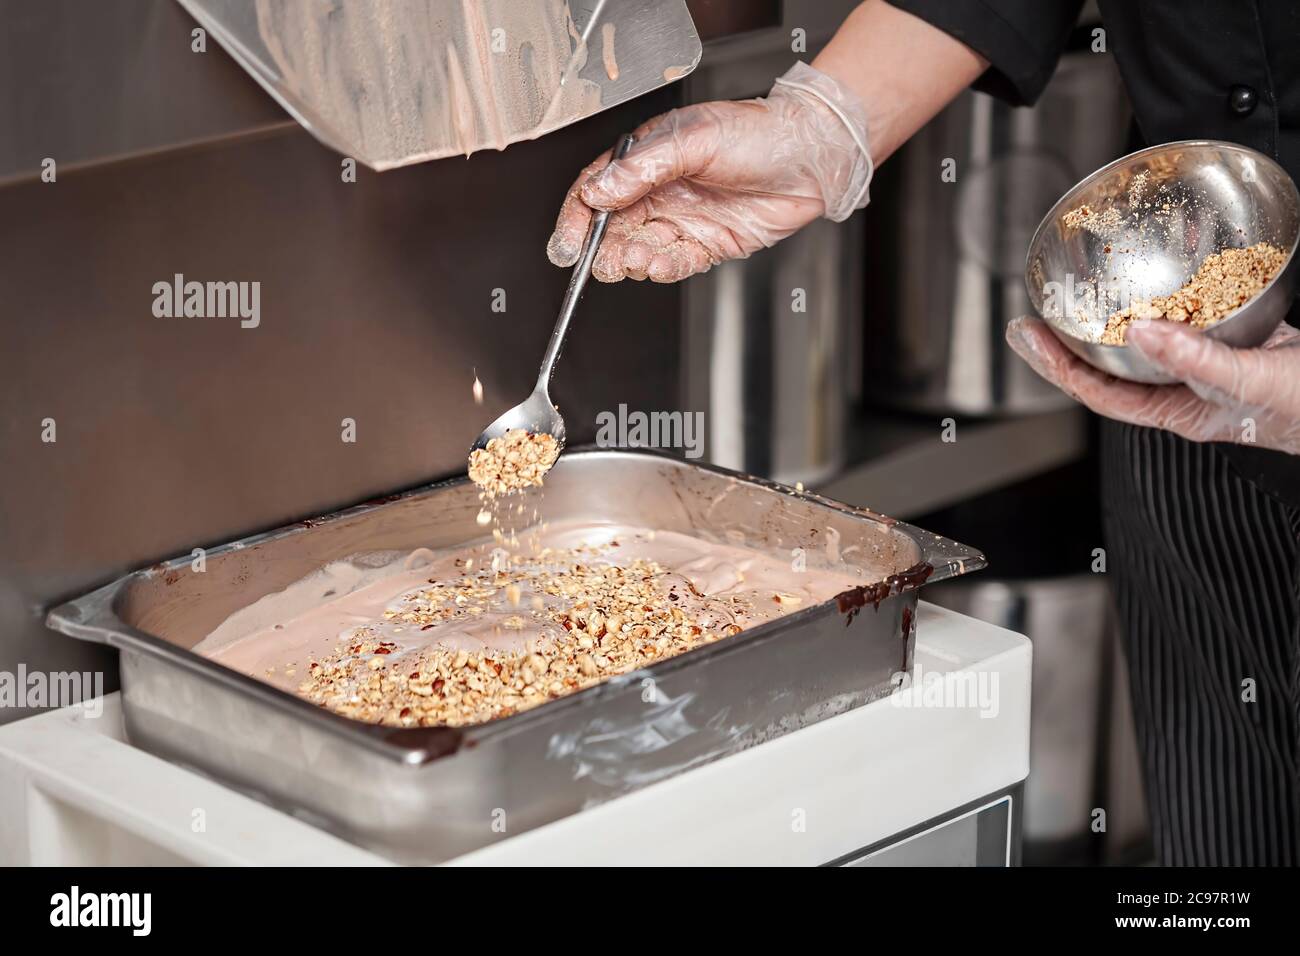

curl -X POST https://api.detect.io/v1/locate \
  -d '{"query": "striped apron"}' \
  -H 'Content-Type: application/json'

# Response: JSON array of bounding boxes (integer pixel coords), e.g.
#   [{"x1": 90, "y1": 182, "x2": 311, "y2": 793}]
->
[{"x1": 1102, "y1": 421, "x2": 1300, "y2": 864}]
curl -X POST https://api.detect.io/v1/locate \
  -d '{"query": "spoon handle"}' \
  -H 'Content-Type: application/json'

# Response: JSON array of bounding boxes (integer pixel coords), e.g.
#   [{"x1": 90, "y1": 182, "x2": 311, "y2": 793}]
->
[{"x1": 536, "y1": 132, "x2": 636, "y2": 391}]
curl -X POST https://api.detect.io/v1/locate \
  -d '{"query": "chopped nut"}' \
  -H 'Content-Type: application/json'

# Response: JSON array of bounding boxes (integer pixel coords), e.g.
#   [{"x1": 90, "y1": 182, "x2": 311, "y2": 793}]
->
[
  {"x1": 1102, "y1": 242, "x2": 1286, "y2": 344},
  {"x1": 282, "y1": 536, "x2": 836, "y2": 729},
  {"x1": 467, "y1": 429, "x2": 560, "y2": 498}
]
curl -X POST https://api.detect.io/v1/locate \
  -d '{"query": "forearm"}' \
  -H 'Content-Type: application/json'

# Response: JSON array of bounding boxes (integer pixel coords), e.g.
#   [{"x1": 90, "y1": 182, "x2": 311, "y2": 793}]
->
[{"x1": 812, "y1": 0, "x2": 988, "y2": 165}]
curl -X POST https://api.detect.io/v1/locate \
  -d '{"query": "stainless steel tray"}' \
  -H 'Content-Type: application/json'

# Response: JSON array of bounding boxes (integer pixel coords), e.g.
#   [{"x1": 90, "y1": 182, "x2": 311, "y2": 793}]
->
[{"x1": 47, "y1": 449, "x2": 984, "y2": 863}]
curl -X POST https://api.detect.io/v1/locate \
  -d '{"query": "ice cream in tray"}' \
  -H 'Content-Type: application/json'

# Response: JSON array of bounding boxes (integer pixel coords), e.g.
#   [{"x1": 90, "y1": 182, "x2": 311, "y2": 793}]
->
[
  {"x1": 196, "y1": 520, "x2": 870, "y2": 729},
  {"x1": 46, "y1": 450, "x2": 984, "y2": 861}
]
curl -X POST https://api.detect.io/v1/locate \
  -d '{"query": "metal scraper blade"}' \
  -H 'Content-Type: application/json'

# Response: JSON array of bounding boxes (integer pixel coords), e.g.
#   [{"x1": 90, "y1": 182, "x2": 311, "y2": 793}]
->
[{"x1": 175, "y1": 0, "x2": 702, "y2": 169}]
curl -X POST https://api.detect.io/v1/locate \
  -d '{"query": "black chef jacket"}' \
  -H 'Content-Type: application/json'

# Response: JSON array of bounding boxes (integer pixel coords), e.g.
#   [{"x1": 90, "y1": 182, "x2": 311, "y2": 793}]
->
[{"x1": 888, "y1": 0, "x2": 1300, "y2": 507}]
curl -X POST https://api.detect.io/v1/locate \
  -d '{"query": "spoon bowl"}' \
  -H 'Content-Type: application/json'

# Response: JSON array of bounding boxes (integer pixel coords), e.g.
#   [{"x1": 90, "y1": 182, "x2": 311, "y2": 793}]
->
[{"x1": 470, "y1": 385, "x2": 565, "y2": 453}]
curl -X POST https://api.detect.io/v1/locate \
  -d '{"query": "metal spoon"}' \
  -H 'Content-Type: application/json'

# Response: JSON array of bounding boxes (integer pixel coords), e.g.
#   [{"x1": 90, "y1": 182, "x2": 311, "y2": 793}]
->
[{"x1": 470, "y1": 132, "x2": 635, "y2": 458}]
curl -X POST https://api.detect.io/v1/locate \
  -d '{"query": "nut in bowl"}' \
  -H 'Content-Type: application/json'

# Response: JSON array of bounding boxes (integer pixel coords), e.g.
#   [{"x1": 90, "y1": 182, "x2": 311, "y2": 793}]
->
[{"x1": 1025, "y1": 140, "x2": 1300, "y2": 384}]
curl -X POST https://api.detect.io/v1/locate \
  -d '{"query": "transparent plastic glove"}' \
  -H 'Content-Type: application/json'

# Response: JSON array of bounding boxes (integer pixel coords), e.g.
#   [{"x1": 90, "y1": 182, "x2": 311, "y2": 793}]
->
[
  {"x1": 1007, "y1": 316, "x2": 1300, "y2": 454},
  {"x1": 546, "y1": 61, "x2": 873, "y2": 283}
]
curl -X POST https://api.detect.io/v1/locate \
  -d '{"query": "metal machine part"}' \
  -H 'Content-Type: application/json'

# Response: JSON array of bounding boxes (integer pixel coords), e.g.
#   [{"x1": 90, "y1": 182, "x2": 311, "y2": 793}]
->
[
  {"x1": 863, "y1": 48, "x2": 1131, "y2": 415},
  {"x1": 47, "y1": 450, "x2": 983, "y2": 863},
  {"x1": 833, "y1": 789, "x2": 1022, "y2": 867},
  {"x1": 177, "y1": 0, "x2": 702, "y2": 168},
  {"x1": 679, "y1": 9, "x2": 865, "y2": 486},
  {"x1": 0, "y1": 0, "x2": 781, "y2": 185},
  {"x1": 684, "y1": 215, "x2": 864, "y2": 487}
]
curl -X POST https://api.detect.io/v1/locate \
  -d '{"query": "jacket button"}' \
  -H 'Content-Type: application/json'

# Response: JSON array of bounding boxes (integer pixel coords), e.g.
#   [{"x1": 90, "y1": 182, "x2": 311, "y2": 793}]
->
[{"x1": 1229, "y1": 84, "x2": 1258, "y2": 116}]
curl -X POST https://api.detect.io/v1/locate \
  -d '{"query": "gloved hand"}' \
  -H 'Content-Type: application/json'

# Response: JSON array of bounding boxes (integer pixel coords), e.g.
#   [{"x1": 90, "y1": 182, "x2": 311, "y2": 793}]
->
[
  {"x1": 546, "y1": 61, "x2": 873, "y2": 283},
  {"x1": 1007, "y1": 316, "x2": 1300, "y2": 454}
]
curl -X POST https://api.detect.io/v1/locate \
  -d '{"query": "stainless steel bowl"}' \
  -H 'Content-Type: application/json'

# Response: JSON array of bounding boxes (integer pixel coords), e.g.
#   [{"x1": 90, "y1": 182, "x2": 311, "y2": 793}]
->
[{"x1": 1025, "y1": 140, "x2": 1300, "y2": 383}]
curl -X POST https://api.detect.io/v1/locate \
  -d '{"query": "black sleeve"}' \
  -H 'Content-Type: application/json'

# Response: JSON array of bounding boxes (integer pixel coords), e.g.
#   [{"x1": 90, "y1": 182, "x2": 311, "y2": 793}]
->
[{"x1": 886, "y1": 0, "x2": 1085, "y2": 106}]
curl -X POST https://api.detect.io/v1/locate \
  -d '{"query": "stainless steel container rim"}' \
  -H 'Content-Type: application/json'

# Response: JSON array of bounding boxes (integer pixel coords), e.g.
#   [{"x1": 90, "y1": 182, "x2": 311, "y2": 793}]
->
[
  {"x1": 45, "y1": 447, "x2": 986, "y2": 765},
  {"x1": 1024, "y1": 138, "x2": 1300, "y2": 351}
]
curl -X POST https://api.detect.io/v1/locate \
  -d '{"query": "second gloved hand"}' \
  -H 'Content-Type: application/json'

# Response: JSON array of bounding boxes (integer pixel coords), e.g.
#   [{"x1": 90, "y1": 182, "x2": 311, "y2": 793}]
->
[
  {"x1": 546, "y1": 61, "x2": 873, "y2": 283},
  {"x1": 1007, "y1": 316, "x2": 1300, "y2": 454}
]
